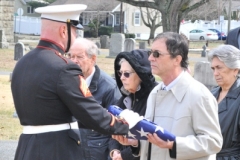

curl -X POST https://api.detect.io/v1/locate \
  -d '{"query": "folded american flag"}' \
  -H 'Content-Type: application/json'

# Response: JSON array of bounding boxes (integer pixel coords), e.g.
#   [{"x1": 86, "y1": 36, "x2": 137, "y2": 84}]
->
[{"x1": 108, "y1": 105, "x2": 176, "y2": 141}]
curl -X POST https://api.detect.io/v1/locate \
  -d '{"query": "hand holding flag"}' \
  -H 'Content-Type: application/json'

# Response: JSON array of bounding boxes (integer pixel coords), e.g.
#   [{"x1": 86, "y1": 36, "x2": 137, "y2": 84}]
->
[{"x1": 108, "y1": 105, "x2": 176, "y2": 141}]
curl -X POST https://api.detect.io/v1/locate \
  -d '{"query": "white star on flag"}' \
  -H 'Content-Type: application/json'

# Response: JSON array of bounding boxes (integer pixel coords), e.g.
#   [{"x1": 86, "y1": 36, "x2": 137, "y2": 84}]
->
[
  {"x1": 155, "y1": 125, "x2": 164, "y2": 133},
  {"x1": 108, "y1": 105, "x2": 176, "y2": 141},
  {"x1": 137, "y1": 127, "x2": 149, "y2": 137},
  {"x1": 128, "y1": 131, "x2": 137, "y2": 139}
]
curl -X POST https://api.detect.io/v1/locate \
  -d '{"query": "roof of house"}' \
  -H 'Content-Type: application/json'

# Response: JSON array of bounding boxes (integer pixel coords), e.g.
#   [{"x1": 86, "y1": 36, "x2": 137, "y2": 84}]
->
[{"x1": 50, "y1": 0, "x2": 120, "y2": 12}]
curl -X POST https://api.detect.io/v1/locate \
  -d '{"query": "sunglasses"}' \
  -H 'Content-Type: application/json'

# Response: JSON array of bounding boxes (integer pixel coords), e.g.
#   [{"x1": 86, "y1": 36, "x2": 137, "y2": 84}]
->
[
  {"x1": 148, "y1": 50, "x2": 170, "y2": 58},
  {"x1": 117, "y1": 71, "x2": 135, "y2": 78}
]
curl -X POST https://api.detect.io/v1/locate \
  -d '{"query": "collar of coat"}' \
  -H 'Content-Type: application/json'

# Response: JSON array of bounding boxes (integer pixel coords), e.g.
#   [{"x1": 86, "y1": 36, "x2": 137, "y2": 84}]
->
[
  {"x1": 88, "y1": 65, "x2": 100, "y2": 93},
  {"x1": 211, "y1": 77, "x2": 240, "y2": 99},
  {"x1": 38, "y1": 38, "x2": 65, "y2": 55},
  {"x1": 152, "y1": 72, "x2": 194, "y2": 103}
]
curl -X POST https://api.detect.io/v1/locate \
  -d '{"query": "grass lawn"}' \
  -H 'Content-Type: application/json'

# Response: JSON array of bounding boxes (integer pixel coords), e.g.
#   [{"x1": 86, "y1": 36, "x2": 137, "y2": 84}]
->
[
  {"x1": 0, "y1": 40, "x2": 223, "y2": 140},
  {"x1": 0, "y1": 75, "x2": 22, "y2": 140}
]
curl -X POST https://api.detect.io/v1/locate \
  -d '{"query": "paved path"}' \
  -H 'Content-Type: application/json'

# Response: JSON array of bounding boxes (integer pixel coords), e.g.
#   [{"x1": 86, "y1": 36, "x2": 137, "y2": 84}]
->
[
  {"x1": 0, "y1": 141, "x2": 18, "y2": 160},
  {"x1": 0, "y1": 71, "x2": 12, "y2": 75}
]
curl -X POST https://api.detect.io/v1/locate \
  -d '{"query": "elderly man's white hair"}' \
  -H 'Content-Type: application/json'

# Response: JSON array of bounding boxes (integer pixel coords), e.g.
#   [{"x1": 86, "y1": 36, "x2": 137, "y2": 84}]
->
[{"x1": 74, "y1": 38, "x2": 99, "y2": 57}]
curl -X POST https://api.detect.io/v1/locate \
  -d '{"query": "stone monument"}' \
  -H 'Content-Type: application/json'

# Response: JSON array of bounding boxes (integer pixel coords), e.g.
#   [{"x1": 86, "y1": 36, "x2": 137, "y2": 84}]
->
[
  {"x1": 14, "y1": 42, "x2": 25, "y2": 61},
  {"x1": 202, "y1": 44, "x2": 207, "y2": 57},
  {"x1": 100, "y1": 35, "x2": 109, "y2": 49},
  {"x1": 194, "y1": 61, "x2": 217, "y2": 90},
  {"x1": 139, "y1": 41, "x2": 146, "y2": 49},
  {"x1": 109, "y1": 33, "x2": 124, "y2": 58},
  {"x1": 124, "y1": 38, "x2": 135, "y2": 52}
]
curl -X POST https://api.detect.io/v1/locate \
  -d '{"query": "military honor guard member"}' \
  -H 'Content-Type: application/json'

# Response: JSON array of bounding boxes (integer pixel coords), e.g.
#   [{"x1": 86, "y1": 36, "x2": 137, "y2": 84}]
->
[{"x1": 11, "y1": 4, "x2": 129, "y2": 160}]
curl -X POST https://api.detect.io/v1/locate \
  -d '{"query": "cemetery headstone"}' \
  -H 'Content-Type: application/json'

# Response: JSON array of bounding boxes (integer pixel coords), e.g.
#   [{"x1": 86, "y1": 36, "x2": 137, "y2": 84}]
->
[
  {"x1": 108, "y1": 33, "x2": 124, "y2": 58},
  {"x1": 95, "y1": 41, "x2": 101, "y2": 55},
  {"x1": 12, "y1": 42, "x2": 25, "y2": 119},
  {"x1": 124, "y1": 38, "x2": 136, "y2": 52},
  {"x1": 14, "y1": 42, "x2": 25, "y2": 61},
  {"x1": 95, "y1": 41, "x2": 101, "y2": 49},
  {"x1": 202, "y1": 44, "x2": 207, "y2": 57},
  {"x1": 100, "y1": 35, "x2": 109, "y2": 49},
  {"x1": 139, "y1": 41, "x2": 146, "y2": 49},
  {"x1": 194, "y1": 61, "x2": 217, "y2": 90},
  {"x1": 76, "y1": 30, "x2": 84, "y2": 38}
]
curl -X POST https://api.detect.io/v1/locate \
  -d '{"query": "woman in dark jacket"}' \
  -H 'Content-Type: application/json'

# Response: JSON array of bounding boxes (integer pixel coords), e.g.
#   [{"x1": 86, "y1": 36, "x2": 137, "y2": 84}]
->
[
  {"x1": 208, "y1": 45, "x2": 240, "y2": 159},
  {"x1": 108, "y1": 49, "x2": 157, "y2": 160}
]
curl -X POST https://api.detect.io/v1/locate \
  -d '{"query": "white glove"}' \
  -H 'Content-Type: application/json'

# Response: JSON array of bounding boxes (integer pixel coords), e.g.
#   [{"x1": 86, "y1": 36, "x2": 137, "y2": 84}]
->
[{"x1": 119, "y1": 109, "x2": 144, "y2": 129}]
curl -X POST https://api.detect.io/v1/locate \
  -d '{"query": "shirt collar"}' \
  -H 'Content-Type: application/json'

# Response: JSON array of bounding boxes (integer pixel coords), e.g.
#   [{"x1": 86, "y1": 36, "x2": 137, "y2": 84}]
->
[
  {"x1": 163, "y1": 71, "x2": 185, "y2": 91},
  {"x1": 85, "y1": 66, "x2": 95, "y2": 87}
]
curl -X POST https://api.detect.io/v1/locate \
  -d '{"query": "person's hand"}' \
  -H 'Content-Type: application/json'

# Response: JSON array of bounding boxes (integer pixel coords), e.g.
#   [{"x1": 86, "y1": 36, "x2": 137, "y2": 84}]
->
[
  {"x1": 111, "y1": 150, "x2": 123, "y2": 160},
  {"x1": 119, "y1": 109, "x2": 143, "y2": 128},
  {"x1": 112, "y1": 135, "x2": 138, "y2": 146},
  {"x1": 147, "y1": 133, "x2": 173, "y2": 149}
]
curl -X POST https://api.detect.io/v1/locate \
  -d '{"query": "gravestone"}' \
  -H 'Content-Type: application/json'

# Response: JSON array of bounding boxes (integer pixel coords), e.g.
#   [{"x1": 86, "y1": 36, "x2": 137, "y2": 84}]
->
[
  {"x1": 202, "y1": 45, "x2": 207, "y2": 57},
  {"x1": 109, "y1": 33, "x2": 125, "y2": 58},
  {"x1": 124, "y1": 38, "x2": 136, "y2": 52},
  {"x1": 100, "y1": 35, "x2": 109, "y2": 49},
  {"x1": 95, "y1": 41, "x2": 101, "y2": 55},
  {"x1": 14, "y1": 42, "x2": 25, "y2": 61},
  {"x1": 76, "y1": 30, "x2": 84, "y2": 38},
  {"x1": 95, "y1": 41, "x2": 101, "y2": 49},
  {"x1": 139, "y1": 41, "x2": 146, "y2": 49},
  {"x1": 194, "y1": 61, "x2": 217, "y2": 90},
  {"x1": 12, "y1": 42, "x2": 25, "y2": 118},
  {"x1": 0, "y1": 30, "x2": 9, "y2": 49}
]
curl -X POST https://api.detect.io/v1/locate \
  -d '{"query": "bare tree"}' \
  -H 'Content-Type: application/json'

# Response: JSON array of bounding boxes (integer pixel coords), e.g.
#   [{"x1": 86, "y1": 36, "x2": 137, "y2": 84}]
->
[
  {"x1": 88, "y1": 12, "x2": 107, "y2": 37},
  {"x1": 140, "y1": 7, "x2": 162, "y2": 40},
  {"x1": 185, "y1": 0, "x2": 228, "y2": 21},
  {"x1": 116, "y1": 0, "x2": 210, "y2": 32}
]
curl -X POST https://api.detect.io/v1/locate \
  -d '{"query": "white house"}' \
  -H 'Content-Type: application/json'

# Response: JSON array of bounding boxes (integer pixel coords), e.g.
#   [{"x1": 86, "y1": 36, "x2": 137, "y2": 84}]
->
[
  {"x1": 50, "y1": 0, "x2": 163, "y2": 40},
  {"x1": 14, "y1": 0, "x2": 42, "y2": 17}
]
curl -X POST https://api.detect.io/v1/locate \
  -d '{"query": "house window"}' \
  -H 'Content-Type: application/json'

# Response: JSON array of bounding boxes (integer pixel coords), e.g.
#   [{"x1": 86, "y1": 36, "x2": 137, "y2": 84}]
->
[
  {"x1": 82, "y1": 13, "x2": 91, "y2": 25},
  {"x1": 108, "y1": 14, "x2": 113, "y2": 25},
  {"x1": 27, "y1": 6, "x2": 34, "y2": 14},
  {"x1": 115, "y1": 13, "x2": 120, "y2": 25},
  {"x1": 134, "y1": 11, "x2": 141, "y2": 26}
]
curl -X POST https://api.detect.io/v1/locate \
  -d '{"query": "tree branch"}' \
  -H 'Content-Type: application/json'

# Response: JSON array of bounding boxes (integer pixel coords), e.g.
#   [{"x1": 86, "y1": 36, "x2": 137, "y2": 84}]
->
[
  {"x1": 182, "y1": 0, "x2": 210, "y2": 14},
  {"x1": 116, "y1": 0, "x2": 158, "y2": 10},
  {"x1": 140, "y1": 7, "x2": 151, "y2": 27}
]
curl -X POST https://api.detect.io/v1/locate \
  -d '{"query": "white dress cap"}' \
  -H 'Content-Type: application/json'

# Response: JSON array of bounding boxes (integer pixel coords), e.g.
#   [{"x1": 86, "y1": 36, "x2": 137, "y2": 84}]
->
[{"x1": 35, "y1": 4, "x2": 87, "y2": 22}]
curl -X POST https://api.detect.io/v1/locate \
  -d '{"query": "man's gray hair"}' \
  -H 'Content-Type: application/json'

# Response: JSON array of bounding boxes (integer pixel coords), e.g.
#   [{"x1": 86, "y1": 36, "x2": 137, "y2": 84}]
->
[
  {"x1": 208, "y1": 44, "x2": 240, "y2": 74},
  {"x1": 75, "y1": 38, "x2": 99, "y2": 57}
]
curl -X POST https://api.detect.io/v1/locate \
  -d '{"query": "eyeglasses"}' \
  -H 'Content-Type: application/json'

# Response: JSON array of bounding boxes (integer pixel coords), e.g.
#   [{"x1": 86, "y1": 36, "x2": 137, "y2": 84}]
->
[
  {"x1": 148, "y1": 50, "x2": 170, "y2": 58},
  {"x1": 117, "y1": 71, "x2": 135, "y2": 78}
]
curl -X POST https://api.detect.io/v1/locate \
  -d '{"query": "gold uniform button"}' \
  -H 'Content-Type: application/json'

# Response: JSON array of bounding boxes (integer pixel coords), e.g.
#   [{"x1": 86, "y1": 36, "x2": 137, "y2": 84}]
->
[{"x1": 77, "y1": 140, "x2": 80, "y2": 145}]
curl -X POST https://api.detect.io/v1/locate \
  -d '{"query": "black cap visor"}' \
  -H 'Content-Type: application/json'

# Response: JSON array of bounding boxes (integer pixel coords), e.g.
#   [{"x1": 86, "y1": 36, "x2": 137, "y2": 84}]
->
[{"x1": 70, "y1": 20, "x2": 83, "y2": 29}]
